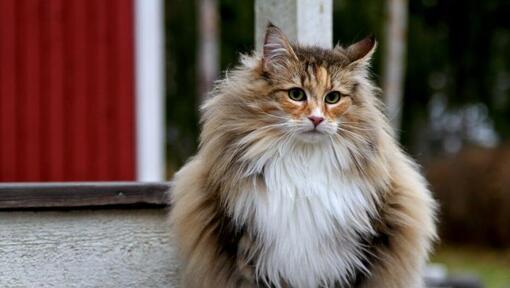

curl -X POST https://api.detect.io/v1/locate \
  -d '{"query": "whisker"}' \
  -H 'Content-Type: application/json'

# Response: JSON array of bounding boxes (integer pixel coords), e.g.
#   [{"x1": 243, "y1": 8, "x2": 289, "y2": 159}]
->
[
  {"x1": 256, "y1": 110, "x2": 290, "y2": 121},
  {"x1": 340, "y1": 124, "x2": 375, "y2": 132},
  {"x1": 337, "y1": 127, "x2": 369, "y2": 143}
]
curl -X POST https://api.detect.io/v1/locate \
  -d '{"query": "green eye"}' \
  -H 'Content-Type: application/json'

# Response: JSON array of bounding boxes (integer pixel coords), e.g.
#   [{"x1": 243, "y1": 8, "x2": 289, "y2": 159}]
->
[
  {"x1": 324, "y1": 91, "x2": 342, "y2": 104},
  {"x1": 288, "y1": 88, "x2": 306, "y2": 101}
]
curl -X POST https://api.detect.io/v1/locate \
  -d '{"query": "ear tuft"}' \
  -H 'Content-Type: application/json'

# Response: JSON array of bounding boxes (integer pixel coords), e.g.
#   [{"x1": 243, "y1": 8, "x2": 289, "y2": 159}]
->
[
  {"x1": 346, "y1": 35, "x2": 377, "y2": 63},
  {"x1": 262, "y1": 23, "x2": 297, "y2": 72}
]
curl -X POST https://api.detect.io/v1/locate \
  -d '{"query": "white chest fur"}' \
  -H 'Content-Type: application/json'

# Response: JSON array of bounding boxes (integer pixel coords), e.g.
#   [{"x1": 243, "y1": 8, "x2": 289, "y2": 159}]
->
[{"x1": 234, "y1": 142, "x2": 379, "y2": 288}]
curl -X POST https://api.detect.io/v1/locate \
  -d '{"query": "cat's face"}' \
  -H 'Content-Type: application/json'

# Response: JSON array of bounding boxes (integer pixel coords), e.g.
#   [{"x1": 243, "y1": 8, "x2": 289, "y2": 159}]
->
[
  {"x1": 257, "y1": 25, "x2": 376, "y2": 144},
  {"x1": 268, "y1": 62, "x2": 355, "y2": 143}
]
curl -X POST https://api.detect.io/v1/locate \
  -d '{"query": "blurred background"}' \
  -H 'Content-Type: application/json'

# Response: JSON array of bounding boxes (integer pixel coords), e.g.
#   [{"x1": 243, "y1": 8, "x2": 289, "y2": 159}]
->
[{"x1": 0, "y1": 0, "x2": 509, "y2": 286}]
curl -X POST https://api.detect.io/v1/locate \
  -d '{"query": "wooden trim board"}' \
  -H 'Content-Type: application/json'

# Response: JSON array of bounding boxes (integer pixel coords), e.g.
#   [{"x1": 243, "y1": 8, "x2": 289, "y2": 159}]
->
[{"x1": 0, "y1": 182, "x2": 170, "y2": 210}]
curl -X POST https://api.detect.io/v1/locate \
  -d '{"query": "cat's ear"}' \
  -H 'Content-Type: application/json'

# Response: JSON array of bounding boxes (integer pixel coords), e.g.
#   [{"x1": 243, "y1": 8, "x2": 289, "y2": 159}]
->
[
  {"x1": 262, "y1": 23, "x2": 298, "y2": 73},
  {"x1": 345, "y1": 35, "x2": 377, "y2": 66}
]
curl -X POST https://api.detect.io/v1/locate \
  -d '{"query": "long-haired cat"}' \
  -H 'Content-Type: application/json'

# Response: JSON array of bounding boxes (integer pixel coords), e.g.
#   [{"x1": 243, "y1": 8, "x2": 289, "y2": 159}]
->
[{"x1": 170, "y1": 24, "x2": 437, "y2": 288}]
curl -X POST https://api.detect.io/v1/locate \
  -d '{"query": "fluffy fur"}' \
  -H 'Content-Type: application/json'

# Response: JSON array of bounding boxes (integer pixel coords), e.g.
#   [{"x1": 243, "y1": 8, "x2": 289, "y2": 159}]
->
[{"x1": 170, "y1": 24, "x2": 437, "y2": 288}]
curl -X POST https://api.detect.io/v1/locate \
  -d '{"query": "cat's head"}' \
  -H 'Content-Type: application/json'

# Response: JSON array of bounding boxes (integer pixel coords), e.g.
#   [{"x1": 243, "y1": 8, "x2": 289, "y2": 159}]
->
[
  {"x1": 202, "y1": 24, "x2": 384, "y2": 159},
  {"x1": 248, "y1": 24, "x2": 379, "y2": 144}
]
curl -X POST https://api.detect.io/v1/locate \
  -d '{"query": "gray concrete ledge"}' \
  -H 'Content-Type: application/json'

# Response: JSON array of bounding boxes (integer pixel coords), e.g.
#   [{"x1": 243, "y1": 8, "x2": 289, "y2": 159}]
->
[
  {"x1": 0, "y1": 208, "x2": 180, "y2": 288},
  {"x1": 0, "y1": 182, "x2": 171, "y2": 210}
]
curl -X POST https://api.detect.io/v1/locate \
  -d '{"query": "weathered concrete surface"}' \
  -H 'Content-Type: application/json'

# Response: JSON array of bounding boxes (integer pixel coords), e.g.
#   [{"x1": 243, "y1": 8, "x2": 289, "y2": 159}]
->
[{"x1": 0, "y1": 209, "x2": 180, "y2": 288}]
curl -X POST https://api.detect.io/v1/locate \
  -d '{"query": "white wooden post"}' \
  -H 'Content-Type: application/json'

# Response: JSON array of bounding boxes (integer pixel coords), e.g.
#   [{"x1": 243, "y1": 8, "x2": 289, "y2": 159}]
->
[
  {"x1": 255, "y1": 0, "x2": 332, "y2": 51},
  {"x1": 382, "y1": 0, "x2": 408, "y2": 132},
  {"x1": 135, "y1": 0, "x2": 165, "y2": 181}
]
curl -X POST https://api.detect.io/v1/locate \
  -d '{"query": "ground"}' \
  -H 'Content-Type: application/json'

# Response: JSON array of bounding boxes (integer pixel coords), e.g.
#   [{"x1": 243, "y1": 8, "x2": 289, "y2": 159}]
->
[{"x1": 431, "y1": 245, "x2": 510, "y2": 288}]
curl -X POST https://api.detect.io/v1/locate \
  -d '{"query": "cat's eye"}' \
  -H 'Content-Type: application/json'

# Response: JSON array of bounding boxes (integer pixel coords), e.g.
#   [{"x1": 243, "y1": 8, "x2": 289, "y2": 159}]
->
[
  {"x1": 324, "y1": 91, "x2": 342, "y2": 104},
  {"x1": 288, "y1": 88, "x2": 307, "y2": 102}
]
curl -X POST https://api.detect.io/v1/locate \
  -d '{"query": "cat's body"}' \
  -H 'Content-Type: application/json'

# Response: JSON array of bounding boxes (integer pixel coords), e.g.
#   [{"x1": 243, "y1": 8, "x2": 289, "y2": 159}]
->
[{"x1": 170, "y1": 25, "x2": 437, "y2": 288}]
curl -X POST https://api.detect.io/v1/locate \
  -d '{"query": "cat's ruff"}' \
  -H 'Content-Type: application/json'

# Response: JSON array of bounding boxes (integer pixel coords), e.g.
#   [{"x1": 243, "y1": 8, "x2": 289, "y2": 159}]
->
[{"x1": 233, "y1": 141, "x2": 380, "y2": 287}]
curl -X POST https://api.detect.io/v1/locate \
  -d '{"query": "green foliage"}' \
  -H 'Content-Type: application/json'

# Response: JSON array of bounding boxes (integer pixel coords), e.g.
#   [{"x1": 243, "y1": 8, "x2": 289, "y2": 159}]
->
[
  {"x1": 219, "y1": 0, "x2": 254, "y2": 69},
  {"x1": 165, "y1": 0, "x2": 200, "y2": 173},
  {"x1": 403, "y1": 0, "x2": 510, "y2": 148}
]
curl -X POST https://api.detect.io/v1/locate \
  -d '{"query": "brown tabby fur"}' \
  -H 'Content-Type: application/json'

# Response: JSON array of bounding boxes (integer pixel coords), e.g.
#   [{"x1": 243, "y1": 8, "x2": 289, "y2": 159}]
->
[{"x1": 170, "y1": 24, "x2": 437, "y2": 288}]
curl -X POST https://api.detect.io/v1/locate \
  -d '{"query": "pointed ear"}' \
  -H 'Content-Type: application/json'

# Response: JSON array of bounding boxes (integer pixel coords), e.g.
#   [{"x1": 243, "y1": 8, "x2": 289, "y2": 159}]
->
[
  {"x1": 346, "y1": 35, "x2": 377, "y2": 65},
  {"x1": 262, "y1": 23, "x2": 298, "y2": 73}
]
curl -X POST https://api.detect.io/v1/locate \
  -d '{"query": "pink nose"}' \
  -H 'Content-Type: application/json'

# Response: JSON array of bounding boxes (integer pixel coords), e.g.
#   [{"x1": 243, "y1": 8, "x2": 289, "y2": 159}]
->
[{"x1": 307, "y1": 116, "x2": 324, "y2": 127}]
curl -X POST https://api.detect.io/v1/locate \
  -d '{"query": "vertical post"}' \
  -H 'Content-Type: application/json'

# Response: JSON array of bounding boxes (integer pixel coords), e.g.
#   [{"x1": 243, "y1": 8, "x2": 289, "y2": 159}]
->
[
  {"x1": 382, "y1": 0, "x2": 408, "y2": 132},
  {"x1": 255, "y1": 0, "x2": 332, "y2": 51},
  {"x1": 135, "y1": 0, "x2": 165, "y2": 181},
  {"x1": 197, "y1": 0, "x2": 220, "y2": 102}
]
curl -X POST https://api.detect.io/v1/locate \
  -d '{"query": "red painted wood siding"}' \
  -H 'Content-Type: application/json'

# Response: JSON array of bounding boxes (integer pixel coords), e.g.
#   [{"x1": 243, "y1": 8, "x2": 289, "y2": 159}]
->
[{"x1": 0, "y1": 0, "x2": 136, "y2": 181}]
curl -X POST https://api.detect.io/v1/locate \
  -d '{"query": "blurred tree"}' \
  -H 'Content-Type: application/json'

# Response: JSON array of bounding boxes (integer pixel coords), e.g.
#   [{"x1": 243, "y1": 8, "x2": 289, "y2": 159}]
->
[
  {"x1": 197, "y1": 0, "x2": 219, "y2": 102},
  {"x1": 383, "y1": 0, "x2": 408, "y2": 132}
]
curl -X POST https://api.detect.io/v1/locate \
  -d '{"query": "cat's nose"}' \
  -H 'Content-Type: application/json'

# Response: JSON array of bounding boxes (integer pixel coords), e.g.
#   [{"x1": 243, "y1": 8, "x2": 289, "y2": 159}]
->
[{"x1": 307, "y1": 116, "x2": 324, "y2": 127}]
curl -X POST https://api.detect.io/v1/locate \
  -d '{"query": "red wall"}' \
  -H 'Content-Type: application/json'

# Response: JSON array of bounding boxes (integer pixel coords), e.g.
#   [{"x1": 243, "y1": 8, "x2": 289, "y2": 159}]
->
[{"x1": 0, "y1": 0, "x2": 136, "y2": 181}]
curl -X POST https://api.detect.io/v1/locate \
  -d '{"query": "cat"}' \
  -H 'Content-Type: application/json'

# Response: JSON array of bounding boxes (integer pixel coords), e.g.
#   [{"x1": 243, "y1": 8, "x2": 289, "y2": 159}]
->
[{"x1": 170, "y1": 24, "x2": 437, "y2": 288}]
